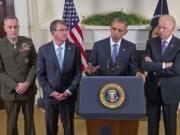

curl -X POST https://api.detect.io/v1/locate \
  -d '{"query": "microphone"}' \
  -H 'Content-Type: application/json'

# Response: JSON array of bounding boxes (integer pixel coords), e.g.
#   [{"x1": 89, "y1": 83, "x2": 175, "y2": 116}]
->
[
  {"x1": 106, "y1": 59, "x2": 120, "y2": 71},
  {"x1": 106, "y1": 59, "x2": 111, "y2": 70}
]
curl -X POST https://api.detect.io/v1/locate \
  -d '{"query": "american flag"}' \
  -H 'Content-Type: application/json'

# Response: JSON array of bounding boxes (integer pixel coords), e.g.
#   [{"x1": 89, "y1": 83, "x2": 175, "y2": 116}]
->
[
  {"x1": 149, "y1": 0, "x2": 169, "y2": 38},
  {"x1": 63, "y1": 0, "x2": 87, "y2": 71}
]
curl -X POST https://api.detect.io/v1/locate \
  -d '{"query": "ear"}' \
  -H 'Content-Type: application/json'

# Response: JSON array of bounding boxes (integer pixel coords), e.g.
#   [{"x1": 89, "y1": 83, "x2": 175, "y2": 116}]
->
[
  {"x1": 172, "y1": 26, "x2": 175, "y2": 32},
  {"x1": 124, "y1": 29, "x2": 128, "y2": 35},
  {"x1": 51, "y1": 31, "x2": 55, "y2": 36}
]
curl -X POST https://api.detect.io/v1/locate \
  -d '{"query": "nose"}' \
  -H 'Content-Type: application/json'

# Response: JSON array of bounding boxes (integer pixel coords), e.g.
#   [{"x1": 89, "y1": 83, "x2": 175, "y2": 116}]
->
[{"x1": 11, "y1": 28, "x2": 15, "y2": 32}]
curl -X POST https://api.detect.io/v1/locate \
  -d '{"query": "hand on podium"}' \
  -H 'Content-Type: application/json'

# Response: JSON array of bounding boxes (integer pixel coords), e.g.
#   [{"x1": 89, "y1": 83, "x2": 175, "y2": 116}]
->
[
  {"x1": 86, "y1": 63, "x2": 100, "y2": 75},
  {"x1": 136, "y1": 71, "x2": 145, "y2": 82}
]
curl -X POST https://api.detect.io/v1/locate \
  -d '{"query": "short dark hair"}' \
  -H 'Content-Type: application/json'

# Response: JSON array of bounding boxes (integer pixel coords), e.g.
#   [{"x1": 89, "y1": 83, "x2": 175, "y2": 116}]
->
[
  {"x1": 50, "y1": 20, "x2": 68, "y2": 32},
  {"x1": 111, "y1": 18, "x2": 128, "y2": 28},
  {"x1": 4, "y1": 16, "x2": 19, "y2": 24}
]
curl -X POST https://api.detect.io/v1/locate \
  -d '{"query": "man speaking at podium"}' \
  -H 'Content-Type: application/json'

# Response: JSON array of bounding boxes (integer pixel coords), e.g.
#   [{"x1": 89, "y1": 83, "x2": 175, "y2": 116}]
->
[
  {"x1": 86, "y1": 18, "x2": 143, "y2": 78},
  {"x1": 85, "y1": 18, "x2": 144, "y2": 135}
]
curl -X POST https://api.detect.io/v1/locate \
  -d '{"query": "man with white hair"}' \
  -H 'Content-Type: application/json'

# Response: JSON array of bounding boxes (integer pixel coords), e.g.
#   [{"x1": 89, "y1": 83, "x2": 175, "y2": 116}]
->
[{"x1": 142, "y1": 15, "x2": 180, "y2": 135}]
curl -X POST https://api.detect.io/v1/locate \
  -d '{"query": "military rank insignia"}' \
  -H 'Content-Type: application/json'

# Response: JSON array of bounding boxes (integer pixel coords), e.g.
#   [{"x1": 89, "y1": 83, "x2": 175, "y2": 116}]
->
[
  {"x1": 99, "y1": 83, "x2": 125, "y2": 109},
  {"x1": 19, "y1": 43, "x2": 30, "y2": 52}
]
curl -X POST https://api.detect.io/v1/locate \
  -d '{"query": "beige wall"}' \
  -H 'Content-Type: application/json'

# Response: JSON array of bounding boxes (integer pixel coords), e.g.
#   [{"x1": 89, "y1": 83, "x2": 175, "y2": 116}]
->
[
  {"x1": 14, "y1": 0, "x2": 180, "y2": 49},
  {"x1": 13, "y1": 0, "x2": 180, "y2": 104},
  {"x1": 31, "y1": 0, "x2": 180, "y2": 25}
]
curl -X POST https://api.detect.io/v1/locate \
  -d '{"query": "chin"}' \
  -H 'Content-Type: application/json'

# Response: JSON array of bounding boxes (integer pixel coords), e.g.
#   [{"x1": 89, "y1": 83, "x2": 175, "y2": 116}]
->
[{"x1": 114, "y1": 38, "x2": 121, "y2": 42}]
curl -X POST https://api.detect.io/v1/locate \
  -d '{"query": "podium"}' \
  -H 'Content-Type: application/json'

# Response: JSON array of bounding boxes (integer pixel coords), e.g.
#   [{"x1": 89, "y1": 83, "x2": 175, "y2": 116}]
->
[{"x1": 79, "y1": 76, "x2": 145, "y2": 135}]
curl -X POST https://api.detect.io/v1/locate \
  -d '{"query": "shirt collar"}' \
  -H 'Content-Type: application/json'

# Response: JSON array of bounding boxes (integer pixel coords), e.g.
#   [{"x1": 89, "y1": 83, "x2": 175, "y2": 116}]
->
[
  {"x1": 161, "y1": 35, "x2": 172, "y2": 45},
  {"x1": 7, "y1": 37, "x2": 18, "y2": 44},
  {"x1": 110, "y1": 37, "x2": 121, "y2": 47},
  {"x1": 53, "y1": 40, "x2": 65, "y2": 50}
]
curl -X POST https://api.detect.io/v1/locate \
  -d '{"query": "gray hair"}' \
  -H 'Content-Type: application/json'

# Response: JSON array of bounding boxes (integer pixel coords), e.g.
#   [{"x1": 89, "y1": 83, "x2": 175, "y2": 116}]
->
[
  {"x1": 4, "y1": 16, "x2": 19, "y2": 24},
  {"x1": 159, "y1": 15, "x2": 176, "y2": 29},
  {"x1": 111, "y1": 18, "x2": 128, "y2": 27},
  {"x1": 50, "y1": 20, "x2": 68, "y2": 32}
]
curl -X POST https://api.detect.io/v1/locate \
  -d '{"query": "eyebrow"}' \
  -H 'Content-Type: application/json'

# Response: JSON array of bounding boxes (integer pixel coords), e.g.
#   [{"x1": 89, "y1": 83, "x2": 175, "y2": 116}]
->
[{"x1": 112, "y1": 27, "x2": 124, "y2": 32}]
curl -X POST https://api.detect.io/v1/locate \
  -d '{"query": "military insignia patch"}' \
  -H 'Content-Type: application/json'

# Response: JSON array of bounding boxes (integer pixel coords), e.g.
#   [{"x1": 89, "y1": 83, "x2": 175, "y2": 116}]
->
[
  {"x1": 19, "y1": 43, "x2": 30, "y2": 52},
  {"x1": 99, "y1": 83, "x2": 125, "y2": 109}
]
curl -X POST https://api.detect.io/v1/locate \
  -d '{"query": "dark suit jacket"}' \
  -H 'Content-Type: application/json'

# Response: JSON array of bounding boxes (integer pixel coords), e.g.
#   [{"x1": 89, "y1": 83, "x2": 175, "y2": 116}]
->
[
  {"x1": 90, "y1": 37, "x2": 138, "y2": 76},
  {"x1": 141, "y1": 36, "x2": 180, "y2": 103},
  {"x1": 36, "y1": 41, "x2": 82, "y2": 104},
  {"x1": 0, "y1": 36, "x2": 37, "y2": 101}
]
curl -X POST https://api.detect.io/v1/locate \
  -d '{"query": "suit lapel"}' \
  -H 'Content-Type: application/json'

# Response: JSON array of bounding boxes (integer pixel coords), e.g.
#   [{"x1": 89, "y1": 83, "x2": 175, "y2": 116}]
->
[
  {"x1": 119, "y1": 39, "x2": 126, "y2": 52},
  {"x1": 117, "y1": 39, "x2": 127, "y2": 60},
  {"x1": 106, "y1": 38, "x2": 111, "y2": 59},
  {"x1": 49, "y1": 41, "x2": 61, "y2": 71},
  {"x1": 163, "y1": 36, "x2": 176, "y2": 56},
  {"x1": 152, "y1": 38, "x2": 162, "y2": 60},
  {"x1": 63, "y1": 42, "x2": 72, "y2": 71}
]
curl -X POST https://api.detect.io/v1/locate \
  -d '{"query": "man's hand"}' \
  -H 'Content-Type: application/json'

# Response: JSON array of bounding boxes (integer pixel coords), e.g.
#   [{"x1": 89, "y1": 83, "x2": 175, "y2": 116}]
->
[
  {"x1": 136, "y1": 71, "x2": 145, "y2": 82},
  {"x1": 136, "y1": 71, "x2": 145, "y2": 78},
  {"x1": 61, "y1": 90, "x2": 71, "y2": 99},
  {"x1": 51, "y1": 91, "x2": 65, "y2": 100},
  {"x1": 86, "y1": 63, "x2": 100, "y2": 74},
  {"x1": 51, "y1": 90, "x2": 71, "y2": 101},
  {"x1": 145, "y1": 56, "x2": 153, "y2": 62},
  {"x1": 15, "y1": 82, "x2": 30, "y2": 94},
  {"x1": 165, "y1": 62, "x2": 173, "y2": 68}
]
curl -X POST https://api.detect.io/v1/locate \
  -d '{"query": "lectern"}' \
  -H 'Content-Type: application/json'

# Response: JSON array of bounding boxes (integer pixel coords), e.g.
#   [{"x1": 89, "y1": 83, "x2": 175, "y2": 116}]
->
[{"x1": 79, "y1": 76, "x2": 145, "y2": 135}]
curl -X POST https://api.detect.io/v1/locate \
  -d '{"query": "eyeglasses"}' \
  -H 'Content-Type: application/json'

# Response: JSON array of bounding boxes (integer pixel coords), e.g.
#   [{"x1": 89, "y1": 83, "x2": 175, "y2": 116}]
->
[
  {"x1": 54, "y1": 29, "x2": 68, "y2": 32},
  {"x1": 112, "y1": 27, "x2": 124, "y2": 33}
]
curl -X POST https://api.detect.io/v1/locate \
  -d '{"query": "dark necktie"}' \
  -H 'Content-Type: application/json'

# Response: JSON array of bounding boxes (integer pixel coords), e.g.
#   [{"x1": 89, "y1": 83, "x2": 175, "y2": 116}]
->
[
  {"x1": 161, "y1": 40, "x2": 167, "y2": 54},
  {"x1": 112, "y1": 44, "x2": 119, "y2": 64}
]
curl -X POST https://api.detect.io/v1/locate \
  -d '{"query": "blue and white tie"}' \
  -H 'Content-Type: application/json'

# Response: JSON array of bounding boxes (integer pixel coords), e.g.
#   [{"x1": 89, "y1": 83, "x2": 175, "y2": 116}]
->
[
  {"x1": 112, "y1": 44, "x2": 119, "y2": 64},
  {"x1": 57, "y1": 47, "x2": 63, "y2": 70}
]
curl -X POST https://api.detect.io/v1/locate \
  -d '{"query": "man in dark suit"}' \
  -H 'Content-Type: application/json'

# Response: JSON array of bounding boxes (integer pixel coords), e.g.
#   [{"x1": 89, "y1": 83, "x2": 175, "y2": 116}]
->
[
  {"x1": 0, "y1": 16, "x2": 37, "y2": 135},
  {"x1": 36, "y1": 20, "x2": 82, "y2": 135},
  {"x1": 141, "y1": 15, "x2": 180, "y2": 135},
  {"x1": 85, "y1": 18, "x2": 144, "y2": 135},
  {"x1": 86, "y1": 18, "x2": 143, "y2": 77}
]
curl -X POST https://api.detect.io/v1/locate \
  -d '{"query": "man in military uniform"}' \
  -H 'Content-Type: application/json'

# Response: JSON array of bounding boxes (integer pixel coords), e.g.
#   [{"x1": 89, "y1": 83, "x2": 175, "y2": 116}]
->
[{"x1": 0, "y1": 16, "x2": 37, "y2": 135}]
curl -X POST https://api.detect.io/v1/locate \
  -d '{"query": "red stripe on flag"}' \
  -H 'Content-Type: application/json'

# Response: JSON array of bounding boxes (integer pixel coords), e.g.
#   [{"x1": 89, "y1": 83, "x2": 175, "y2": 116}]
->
[
  {"x1": 74, "y1": 25, "x2": 84, "y2": 41},
  {"x1": 69, "y1": 31, "x2": 87, "y2": 60}
]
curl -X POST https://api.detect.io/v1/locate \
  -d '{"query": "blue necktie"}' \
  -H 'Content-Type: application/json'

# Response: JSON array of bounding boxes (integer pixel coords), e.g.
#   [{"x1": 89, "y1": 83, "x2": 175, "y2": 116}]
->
[
  {"x1": 112, "y1": 44, "x2": 119, "y2": 64},
  {"x1": 57, "y1": 47, "x2": 63, "y2": 70},
  {"x1": 161, "y1": 40, "x2": 167, "y2": 54}
]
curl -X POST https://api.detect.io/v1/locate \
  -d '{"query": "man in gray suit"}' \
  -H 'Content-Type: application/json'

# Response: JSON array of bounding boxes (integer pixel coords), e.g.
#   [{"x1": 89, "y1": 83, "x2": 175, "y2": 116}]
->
[
  {"x1": 0, "y1": 16, "x2": 37, "y2": 135},
  {"x1": 36, "y1": 20, "x2": 82, "y2": 135},
  {"x1": 141, "y1": 15, "x2": 180, "y2": 135}
]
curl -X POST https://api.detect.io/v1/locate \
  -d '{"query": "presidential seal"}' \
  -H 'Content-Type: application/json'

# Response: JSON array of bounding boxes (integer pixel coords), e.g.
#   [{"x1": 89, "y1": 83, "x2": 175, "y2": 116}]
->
[{"x1": 99, "y1": 83, "x2": 125, "y2": 109}]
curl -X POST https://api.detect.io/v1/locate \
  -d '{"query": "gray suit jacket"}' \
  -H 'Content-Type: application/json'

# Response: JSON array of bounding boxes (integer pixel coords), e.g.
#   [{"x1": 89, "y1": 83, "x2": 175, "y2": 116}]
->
[
  {"x1": 141, "y1": 36, "x2": 180, "y2": 103},
  {"x1": 36, "y1": 41, "x2": 82, "y2": 104},
  {"x1": 90, "y1": 37, "x2": 139, "y2": 76},
  {"x1": 0, "y1": 36, "x2": 37, "y2": 101}
]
